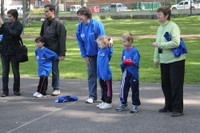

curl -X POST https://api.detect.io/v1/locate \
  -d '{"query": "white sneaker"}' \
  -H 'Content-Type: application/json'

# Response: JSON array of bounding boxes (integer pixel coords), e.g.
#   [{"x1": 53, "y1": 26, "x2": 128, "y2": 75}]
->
[
  {"x1": 36, "y1": 93, "x2": 43, "y2": 98},
  {"x1": 51, "y1": 90, "x2": 61, "y2": 96},
  {"x1": 86, "y1": 98, "x2": 94, "y2": 104},
  {"x1": 96, "y1": 102, "x2": 105, "y2": 108},
  {"x1": 33, "y1": 92, "x2": 40, "y2": 97},
  {"x1": 99, "y1": 103, "x2": 112, "y2": 109}
]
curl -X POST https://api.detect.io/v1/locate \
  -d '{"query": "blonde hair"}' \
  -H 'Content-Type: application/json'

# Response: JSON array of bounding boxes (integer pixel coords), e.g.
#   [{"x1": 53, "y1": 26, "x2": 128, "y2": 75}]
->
[
  {"x1": 121, "y1": 32, "x2": 133, "y2": 44},
  {"x1": 96, "y1": 35, "x2": 111, "y2": 47}
]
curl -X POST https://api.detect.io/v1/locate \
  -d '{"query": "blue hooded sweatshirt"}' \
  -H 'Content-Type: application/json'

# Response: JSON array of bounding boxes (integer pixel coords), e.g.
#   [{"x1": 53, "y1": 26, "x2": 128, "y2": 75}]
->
[
  {"x1": 120, "y1": 47, "x2": 140, "y2": 80},
  {"x1": 97, "y1": 47, "x2": 113, "y2": 80},
  {"x1": 76, "y1": 18, "x2": 105, "y2": 58},
  {"x1": 35, "y1": 47, "x2": 59, "y2": 76}
]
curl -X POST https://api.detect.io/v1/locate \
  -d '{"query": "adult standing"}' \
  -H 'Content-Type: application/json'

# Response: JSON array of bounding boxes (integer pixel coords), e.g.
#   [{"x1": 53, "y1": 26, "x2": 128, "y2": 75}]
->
[
  {"x1": 0, "y1": 9, "x2": 23, "y2": 97},
  {"x1": 76, "y1": 7, "x2": 105, "y2": 104},
  {"x1": 40, "y1": 4, "x2": 66, "y2": 96},
  {"x1": 152, "y1": 7, "x2": 186, "y2": 117}
]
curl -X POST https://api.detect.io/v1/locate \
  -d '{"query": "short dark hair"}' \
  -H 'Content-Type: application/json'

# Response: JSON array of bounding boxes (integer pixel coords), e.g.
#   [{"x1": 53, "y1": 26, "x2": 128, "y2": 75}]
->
[
  {"x1": 77, "y1": 7, "x2": 92, "y2": 19},
  {"x1": 7, "y1": 9, "x2": 18, "y2": 20},
  {"x1": 35, "y1": 37, "x2": 45, "y2": 43},
  {"x1": 157, "y1": 7, "x2": 171, "y2": 20},
  {"x1": 44, "y1": 4, "x2": 55, "y2": 12}
]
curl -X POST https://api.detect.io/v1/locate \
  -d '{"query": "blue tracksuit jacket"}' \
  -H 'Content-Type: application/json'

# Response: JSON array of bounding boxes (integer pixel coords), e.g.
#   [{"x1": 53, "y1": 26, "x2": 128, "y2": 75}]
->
[
  {"x1": 76, "y1": 18, "x2": 105, "y2": 58},
  {"x1": 35, "y1": 47, "x2": 59, "y2": 76},
  {"x1": 97, "y1": 47, "x2": 113, "y2": 80},
  {"x1": 120, "y1": 47, "x2": 140, "y2": 80}
]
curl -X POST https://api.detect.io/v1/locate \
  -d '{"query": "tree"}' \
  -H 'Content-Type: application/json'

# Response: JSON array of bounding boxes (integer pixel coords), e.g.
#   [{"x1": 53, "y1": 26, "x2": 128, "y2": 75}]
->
[
  {"x1": 1, "y1": 0, "x2": 5, "y2": 19},
  {"x1": 22, "y1": 0, "x2": 31, "y2": 26}
]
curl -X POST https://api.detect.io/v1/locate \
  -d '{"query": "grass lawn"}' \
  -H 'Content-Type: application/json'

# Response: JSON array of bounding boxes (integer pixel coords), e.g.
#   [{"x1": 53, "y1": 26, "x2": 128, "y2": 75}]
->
[{"x1": 1, "y1": 16, "x2": 200, "y2": 84}]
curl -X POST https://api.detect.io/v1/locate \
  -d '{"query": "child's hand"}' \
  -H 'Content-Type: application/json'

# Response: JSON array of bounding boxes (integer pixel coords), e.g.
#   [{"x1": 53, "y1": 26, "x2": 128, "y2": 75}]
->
[{"x1": 123, "y1": 60, "x2": 134, "y2": 66}]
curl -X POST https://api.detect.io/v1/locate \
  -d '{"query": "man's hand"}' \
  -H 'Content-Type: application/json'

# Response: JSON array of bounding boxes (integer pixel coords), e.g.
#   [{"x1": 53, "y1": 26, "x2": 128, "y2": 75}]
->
[{"x1": 60, "y1": 56, "x2": 65, "y2": 61}]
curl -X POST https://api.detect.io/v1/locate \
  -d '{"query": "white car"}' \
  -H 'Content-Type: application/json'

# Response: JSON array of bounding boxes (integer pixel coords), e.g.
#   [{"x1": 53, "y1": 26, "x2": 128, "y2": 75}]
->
[{"x1": 110, "y1": 3, "x2": 128, "y2": 12}]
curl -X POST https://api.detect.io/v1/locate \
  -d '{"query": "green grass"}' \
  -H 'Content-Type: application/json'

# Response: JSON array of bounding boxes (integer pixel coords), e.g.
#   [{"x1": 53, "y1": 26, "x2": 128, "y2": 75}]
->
[{"x1": 1, "y1": 16, "x2": 200, "y2": 84}]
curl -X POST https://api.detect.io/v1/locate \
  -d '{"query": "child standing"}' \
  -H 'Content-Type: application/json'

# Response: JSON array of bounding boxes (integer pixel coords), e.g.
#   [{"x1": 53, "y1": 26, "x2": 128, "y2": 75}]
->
[
  {"x1": 116, "y1": 32, "x2": 141, "y2": 113},
  {"x1": 96, "y1": 35, "x2": 113, "y2": 109},
  {"x1": 33, "y1": 37, "x2": 59, "y2": 98}
]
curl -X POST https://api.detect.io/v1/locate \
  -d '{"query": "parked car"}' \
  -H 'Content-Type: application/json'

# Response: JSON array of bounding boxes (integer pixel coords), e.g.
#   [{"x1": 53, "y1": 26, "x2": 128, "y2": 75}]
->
[
  {"x1": 109, "y1": 3, "x2": 128, "y2": 12},
  {"x1": 70, "y1": 5, "x2": 81, "y2": 12},
  {"x1": 100, "y1": 5, "x2": 110, "y2": 12},
  {"x1": 4, "y1": 5, "x2": 23, "y2": 15},
  {"x1": 171, "y1": 0, "x2": 200, "y2": 10}
]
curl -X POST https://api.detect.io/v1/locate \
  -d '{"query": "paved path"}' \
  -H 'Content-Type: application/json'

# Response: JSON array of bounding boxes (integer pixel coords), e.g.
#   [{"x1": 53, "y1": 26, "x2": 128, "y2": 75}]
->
[{"x1": 0, "y1": 77, "x2": 200, "y2": 133}]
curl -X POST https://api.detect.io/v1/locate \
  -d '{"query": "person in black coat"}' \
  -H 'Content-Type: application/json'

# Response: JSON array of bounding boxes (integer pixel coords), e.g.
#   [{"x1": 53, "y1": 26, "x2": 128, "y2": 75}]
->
[{"x1": 0, "y1": 9, "x2": 23, "y2": 97}]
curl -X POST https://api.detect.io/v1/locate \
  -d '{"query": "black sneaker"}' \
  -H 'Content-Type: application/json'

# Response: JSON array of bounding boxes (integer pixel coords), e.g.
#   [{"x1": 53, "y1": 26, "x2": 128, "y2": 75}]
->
[
  {"x1": 14, "y1": 91, "x2": 21, "y2": 96},
  {"x1": 171, "y1": 112, "x2": 184, "y2": 117}
]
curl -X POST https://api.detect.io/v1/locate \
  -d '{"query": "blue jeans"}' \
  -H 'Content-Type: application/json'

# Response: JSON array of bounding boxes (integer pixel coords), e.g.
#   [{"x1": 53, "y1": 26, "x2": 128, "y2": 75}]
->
[
  {"x1": 87, "y1": 56, "x2": 97, "y2": 100},
  {"x1": 52, "y1": 59, "x2": 60, "y2": 90},
  {"x1": 1, "y1": 55, "x2": 20, "y2": 94}
]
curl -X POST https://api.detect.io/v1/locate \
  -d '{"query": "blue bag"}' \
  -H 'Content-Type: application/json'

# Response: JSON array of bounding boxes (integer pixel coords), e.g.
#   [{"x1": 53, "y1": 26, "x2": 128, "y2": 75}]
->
[
  {"x1": 54, "y1": 95, "x2": 78, "y2": 103},
  {"x1": 164, "y1": 32, "x2": 187, "y2": 57}
]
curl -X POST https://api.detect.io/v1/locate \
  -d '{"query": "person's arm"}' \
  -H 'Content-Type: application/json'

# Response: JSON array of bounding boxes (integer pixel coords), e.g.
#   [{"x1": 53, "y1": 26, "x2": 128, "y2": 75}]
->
[
  {"x1": 57, "y1": 20, "x2": 66, "y2": 58},
  {"x1": 158, "y1": 23, "x2": 180, "y2": 49},
  {"x1": 0, "y1": 16, "x2": 3, "y2": 34},
  {"x1": 40, "y1": 21, "x2": 45, "y2": 37},
  {"x1": 45, "y1": 48, "x2": 59, "y2": 61},
  {"x1": 76, "y1": 23, "x2": 87, "y2": 58},
  {"x1": 4, "y1": 22, "x2": 23, "y2": 37},
  {"x1": 108, "y1": 47, "x2": 113, "y2": 61},
  {"x1": 96, "y1": 21, "x2": 105, "y2": 37}
]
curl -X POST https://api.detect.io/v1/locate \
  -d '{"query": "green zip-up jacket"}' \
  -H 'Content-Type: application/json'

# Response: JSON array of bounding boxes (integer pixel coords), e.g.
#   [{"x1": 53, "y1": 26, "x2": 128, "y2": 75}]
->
[{"x1": 153, "y1": 21, "x2": 186, "y2": 64}]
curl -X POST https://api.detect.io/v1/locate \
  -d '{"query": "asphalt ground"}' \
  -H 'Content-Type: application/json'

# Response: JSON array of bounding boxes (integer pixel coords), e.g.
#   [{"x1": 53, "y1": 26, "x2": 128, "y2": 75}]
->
[{"x1": 0, "y1": 77, "x2": 200, "y2": 133}]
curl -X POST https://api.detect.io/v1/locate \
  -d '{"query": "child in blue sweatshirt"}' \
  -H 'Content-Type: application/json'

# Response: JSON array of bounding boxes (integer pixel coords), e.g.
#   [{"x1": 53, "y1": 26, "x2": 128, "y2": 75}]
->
[
  {"x1": 33, "y1": 37, "x2": 59, "y2": 98},
  {"x1": 96, "y1": 35, "x2": 113, "y2": 109},
  {"x1": 116, "y1": 32, "x2": 141, "y2": 113}
]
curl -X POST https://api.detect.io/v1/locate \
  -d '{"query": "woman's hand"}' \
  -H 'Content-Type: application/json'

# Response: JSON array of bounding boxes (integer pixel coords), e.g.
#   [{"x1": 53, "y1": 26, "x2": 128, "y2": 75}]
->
[
  {"x1": 85, "y1": 57, "x2": 91, "y2": 66},
  {"x1": 152, "y1": 42, "x2": 158, "y2": 47},
  {"x1": 154, "y1": 61, "x2": 159, "y2": 68}
]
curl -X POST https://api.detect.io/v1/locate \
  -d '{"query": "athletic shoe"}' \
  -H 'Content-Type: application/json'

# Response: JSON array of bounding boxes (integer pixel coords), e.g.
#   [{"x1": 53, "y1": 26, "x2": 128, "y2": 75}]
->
[
  {"x1": 86, "y1": 98, "x2": 94, "y2": 104},
  {"x1": 36, "y1": 93, "x2": 43, "y2": 98},
  {"x1": 99, "y1": 103, "x2": 112, "y2": 109},
  {"x1": 51, "y1": 90, "x2": 61, "y2": 96},
  {"x1": 96, "y1": 102, "x2": 105, "y2": 108},
  {"x1": 130, "y1": 105, "x2": 139, "y2": 113},
  {"x1": 116, "y1": 103, "x2": 128, "y2": 112},
  {"x1": 33, "y1": 92, "x2": 40, "y2": 97}
]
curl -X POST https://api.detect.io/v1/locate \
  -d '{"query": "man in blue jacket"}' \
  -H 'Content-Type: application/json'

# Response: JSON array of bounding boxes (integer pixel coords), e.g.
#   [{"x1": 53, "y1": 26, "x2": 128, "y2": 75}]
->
[{"x1": 76, "y1": 7, "x2": 105, "y2": 104}]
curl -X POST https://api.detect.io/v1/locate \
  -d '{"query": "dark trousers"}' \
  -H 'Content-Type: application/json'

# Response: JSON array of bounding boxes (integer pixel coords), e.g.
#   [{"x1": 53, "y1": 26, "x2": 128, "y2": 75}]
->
[
  {"x1": 120, "y1": 70, "x2": 141, "y2": 106},
  {"x1": 37, "y1": 76, "x2": 48, "y2": 95},
  {"x1": 160, "y1": 60, "x2": 185, "y2": 113},
  {"x1": 99, "y1": 78, "x2": 112, "y2": 103},
  {"x1": 1, "y1": 55, "x2": 20, "y2": 94}
]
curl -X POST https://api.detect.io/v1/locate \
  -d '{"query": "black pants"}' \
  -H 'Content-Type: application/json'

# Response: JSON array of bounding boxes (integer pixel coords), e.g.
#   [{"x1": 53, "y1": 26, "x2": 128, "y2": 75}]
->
[
  {"x1": 37, "y1": 76, "x2": 48, "y2": 95},
  {"x1": 1, "y1": 55, "x2": 20, "y2": 94},
  {"x1": 99, "y1": 78, "x2": 112, "y2": 103},
  {"x1": 160, "y1": 60, "x2": 185, "y2": 113}
]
